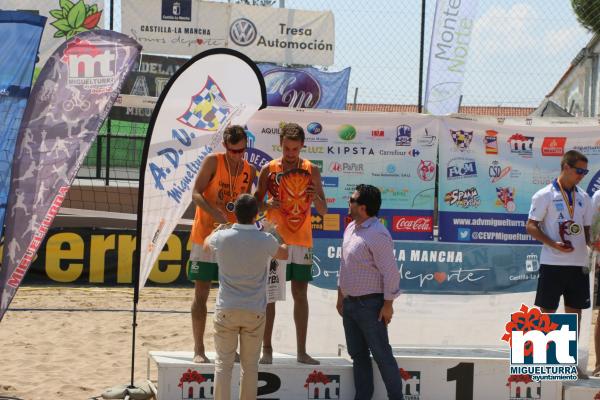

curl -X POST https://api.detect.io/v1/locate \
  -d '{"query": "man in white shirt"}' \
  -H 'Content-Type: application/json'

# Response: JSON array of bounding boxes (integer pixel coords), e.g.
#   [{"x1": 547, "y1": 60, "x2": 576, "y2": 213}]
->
[
  {"x1": 590, "y1": 189, "x2": 600, "y2": 376},
  {"x1": 526, "y1": 150, "x2": 593, "y2": 320}
]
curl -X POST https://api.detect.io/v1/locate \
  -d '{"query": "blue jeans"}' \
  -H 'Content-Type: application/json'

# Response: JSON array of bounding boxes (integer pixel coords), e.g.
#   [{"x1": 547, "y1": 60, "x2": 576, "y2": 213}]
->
[{"x1": 343, "y1": 295, "x2": 404, "y2": 400}]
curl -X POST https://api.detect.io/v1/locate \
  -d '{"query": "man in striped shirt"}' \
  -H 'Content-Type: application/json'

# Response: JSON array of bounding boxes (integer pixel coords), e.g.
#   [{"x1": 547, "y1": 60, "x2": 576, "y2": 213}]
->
[{"x1": 337, "y1": 184, "x2": 403, "y2": 400}]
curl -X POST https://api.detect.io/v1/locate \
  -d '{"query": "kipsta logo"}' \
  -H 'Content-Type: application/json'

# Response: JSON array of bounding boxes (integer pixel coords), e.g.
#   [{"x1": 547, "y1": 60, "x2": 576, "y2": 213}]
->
[
  {"x1": 264, "y1": 69, "x2": 321, "y2": 108},
  {"x1": 396, "y1": 125, "x2": 412, "y2": 146},
  {"x1": 501, "y1": 304, "x2": 578, "y2": 381},
  {"x1": 417, "y1": 160, "x2": 435, "y2": 181},
  {"x1": 506, "y1": 374, "x2": 541, "y2": 400},
  {"x1": 162, "y1": 0, "x2": 192, "y2": 21},
  {"x1": 229, "y1": 18, "x2": 258, "y2": 46},
  {"x1": 450, "y1": 129, "x2": 473, "y2": 151},
  {"x1": 179, "y1": 369, "x2": 214, "y2": 399},
  {"x1": 177, "y1": 76, "x2": 232, "y2": 131},
  {"x1": 305, "y1": 370, "x2": 340, "y2": 399},
  {"x1": 399, "y1": 368, "x2": 421, "y2": 399},
  {"x1": 307, "y1": 122, "x2": 323, "y2": 135}
]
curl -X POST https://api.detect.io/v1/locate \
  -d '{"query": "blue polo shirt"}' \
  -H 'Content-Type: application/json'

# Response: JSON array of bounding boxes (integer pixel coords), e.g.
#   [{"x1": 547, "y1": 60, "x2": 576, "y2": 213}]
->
[{"x1": 209, "y1": 223, "x2": 279, "y2": 312}]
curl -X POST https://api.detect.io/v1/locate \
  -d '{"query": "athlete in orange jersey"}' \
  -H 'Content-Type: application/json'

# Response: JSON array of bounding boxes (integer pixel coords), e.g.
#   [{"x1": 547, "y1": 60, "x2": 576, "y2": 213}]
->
[
  {"x1": 188, "y1": 125, "x2": 256, "y2": 363},
  {"x1": 254, "y1": 122, "x2": 327, "y2": 365}
]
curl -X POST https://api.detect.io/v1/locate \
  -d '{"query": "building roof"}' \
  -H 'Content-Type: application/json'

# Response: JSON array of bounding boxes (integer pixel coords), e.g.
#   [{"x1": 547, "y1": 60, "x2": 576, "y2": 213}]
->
[{"x1": 346, "y1": 103, "x2": 535, "y2": 116}]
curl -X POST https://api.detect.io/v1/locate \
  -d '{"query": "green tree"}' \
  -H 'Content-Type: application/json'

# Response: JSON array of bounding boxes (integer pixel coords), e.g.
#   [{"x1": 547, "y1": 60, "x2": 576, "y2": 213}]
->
[{"x1": 571, "y1": 0, "x2": 600, "y2": 34}]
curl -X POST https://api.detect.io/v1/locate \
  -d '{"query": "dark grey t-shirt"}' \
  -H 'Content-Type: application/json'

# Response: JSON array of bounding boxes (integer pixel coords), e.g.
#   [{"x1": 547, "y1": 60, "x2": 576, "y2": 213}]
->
[{"x1": 209, "y1": 223, "x2": 279, "y2": 312}]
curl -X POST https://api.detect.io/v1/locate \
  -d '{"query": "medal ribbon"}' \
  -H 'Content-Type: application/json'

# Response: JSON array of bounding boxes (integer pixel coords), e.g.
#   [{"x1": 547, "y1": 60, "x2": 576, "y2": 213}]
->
[
  {"x1": 225, "y1": 155, "x2": 241, "y2": 207},
  {"x1": 556, "y1": 180, "x2": 575, "y2": 219}
]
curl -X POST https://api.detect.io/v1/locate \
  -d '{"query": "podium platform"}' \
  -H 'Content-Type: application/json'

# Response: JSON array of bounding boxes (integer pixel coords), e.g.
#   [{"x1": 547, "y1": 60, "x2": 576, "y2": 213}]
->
[{"x1": 148, "y1": 348, "x2": 600, "y2": 399}]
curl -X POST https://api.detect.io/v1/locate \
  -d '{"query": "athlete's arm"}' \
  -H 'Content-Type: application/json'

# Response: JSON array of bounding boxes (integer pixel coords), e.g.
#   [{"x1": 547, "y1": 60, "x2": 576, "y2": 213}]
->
[
  {"x1": 192, "y1": 154, "x2": 226, "y2": 224},
  {"x1": 253, "y1": 164, "x2": 279, "y2": 212}
]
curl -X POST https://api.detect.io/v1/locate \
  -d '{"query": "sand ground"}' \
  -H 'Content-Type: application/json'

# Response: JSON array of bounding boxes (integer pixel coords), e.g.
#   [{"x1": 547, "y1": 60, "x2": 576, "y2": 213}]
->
[{"x1": 0, "y1": 286, "x2": 597, "y2": 399}]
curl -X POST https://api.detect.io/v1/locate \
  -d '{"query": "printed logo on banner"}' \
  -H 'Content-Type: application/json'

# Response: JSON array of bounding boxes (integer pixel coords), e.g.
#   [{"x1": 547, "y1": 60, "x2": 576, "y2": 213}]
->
[
  {"x1": 417, "y1": 160, "x2": 436, "y2": 181},
  {"x1": 321, "y1": 177, "x2": 339, "y2": 188},
  {"x1": 379, "y1": 148, "x2": 421, "y2": 157},
  {"x1": 260, "y1": 126, "x2": 279, "y2": 135},
  {"x1": 273, "y1": 144, "x2": 325, "y2": 154},
  {"x1": 510, "y1": 254, "x2": 540, "y2": 282},
  {"x1": 485, "y1": 130, "x2": 499, "y2": 154},
  {"x1": 312, "y1": 214, "x2": 340, "y2": 231},
  {"x1": 162, "y1": 0, "x2": 192, "y2": 21},
  {"x1": 304, "y1": 370, "x2": 340, "y2": 399},
  {"x1": 179, "y1": 369, "x2": 214, "y2": 399},
  {"x1": 229, "y1": 18, "x2": 258, "y2": 46},
  {"x1": 496, "y1": 187, "x2": 517, "y2": 212},
  {"x1": 541, "y1": 137, "x2": 566, "y2": 156},
  {"x1": 574, "y1": 142, "x2": 600, "y2": 156},
  {"x1": 62, "y1": 38, "x2": 117, "y2": 94},
  {"x1": 399, "y1": 368, "x2": 421, "y2": 399},
  {"x1": 243, "y1": 131, "x2": 272, "y2": 171},
  {"x1": 417, "y1": 129, "x2": 437, "y2": 147},
  {"x1": 50, "y1": 0, "x2": 103, "y2": 40},
  {"x1": 506, "y1": 375, "x2": 541, "y2": 400},
  {"x1": 457, "y1": 227, "x2": 472, "y2": 241},
  {"x1": 338, "y1": 124, "x2": 357, "y2": 141},
  {"x1": 450, "y1": 130, "x2": 473, "y2": 151},
  {"x1": 444, "y1": 187, "x2": 480, "y2": 208},
  {"x1": 264, "y1": 69, "x2": 322, "y2": 108},
  {"x1": 489, "y1": 161, "x2": 512, "y2": 183},
  {"x1": 392, "y1": 216, "x2": 433, "y2": 233},
  {"x1": 502, "y1": 304, "x2": 578, "y2": 381},
  {"x1": 508, "y1": 134, "x2": 534, "y2": 158},
  {"x1": 396, "y1": 125, "x2": 412, "y2": 146},
  {"x1": 371, "y1": 129, "x2": 384, "y2": 138},
  {"x1": 177, "y1": 76, "x2": 232, "y2": 131},
  {"x1": 371, "y1": 164, "x2": 410, "y2": 178},
  {"x1": 328, "y1": 162, "x2": 364, "y2": 174},
  {"x1": 310, "y1": 160, "x2": 323, "y2": 173},
  {"x1": 327, "y1": 146, "x2": 374, "y2": 156},
  {"x1": 446, "y1": 158, "x2": 477, "y2": 180},
  {"x1": 307, "y1": 122, "x2": 323, "y2": 135}
]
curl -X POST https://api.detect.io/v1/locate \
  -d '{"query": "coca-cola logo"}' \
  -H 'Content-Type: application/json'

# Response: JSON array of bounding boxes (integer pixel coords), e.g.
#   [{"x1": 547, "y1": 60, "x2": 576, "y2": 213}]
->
[
  {"x1": 263, "y1": 69, "x2": 321, "y2": 108},
  {"x1": 392, "y1": 216, "x2": 433, "y2": 232}
]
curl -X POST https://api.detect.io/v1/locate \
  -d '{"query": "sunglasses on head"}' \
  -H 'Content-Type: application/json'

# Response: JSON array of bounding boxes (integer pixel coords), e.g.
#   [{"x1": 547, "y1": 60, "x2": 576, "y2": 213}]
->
[
  {"x1": 225, "y1": 146, "x2": 246, "y2": 154},
  {"x1": 569, "y1": 164, "x2": 589, "y2": 176}
]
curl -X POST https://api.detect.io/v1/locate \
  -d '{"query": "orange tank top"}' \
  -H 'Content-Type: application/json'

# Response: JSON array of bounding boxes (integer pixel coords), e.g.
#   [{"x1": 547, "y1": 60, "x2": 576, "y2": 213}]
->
[
  {"x1": 190, "y1": 154, "x2": 253, "y2": 243},
  {"x1": 265, "y1": 158, "x2": 313, "y2": 247}
]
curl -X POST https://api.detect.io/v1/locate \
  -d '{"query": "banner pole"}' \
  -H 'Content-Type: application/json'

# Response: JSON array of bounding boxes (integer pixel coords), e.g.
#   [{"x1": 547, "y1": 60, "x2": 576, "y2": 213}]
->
[{"x1": 418, "y1": 0, "x2": 426, "y2": 113}]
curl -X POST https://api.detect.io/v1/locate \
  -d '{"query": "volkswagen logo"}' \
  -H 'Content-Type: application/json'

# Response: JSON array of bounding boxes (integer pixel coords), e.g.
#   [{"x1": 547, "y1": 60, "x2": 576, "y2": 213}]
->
[{"x1": 230, "y1": 18, "x2": 258, "y2": 46}]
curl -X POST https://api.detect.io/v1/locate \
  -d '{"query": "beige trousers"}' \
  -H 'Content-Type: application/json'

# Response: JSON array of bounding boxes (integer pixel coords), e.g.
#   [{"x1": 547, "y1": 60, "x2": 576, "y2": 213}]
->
[{"x1": 213, "y1": 308, "x2": 266, "y2": 400}]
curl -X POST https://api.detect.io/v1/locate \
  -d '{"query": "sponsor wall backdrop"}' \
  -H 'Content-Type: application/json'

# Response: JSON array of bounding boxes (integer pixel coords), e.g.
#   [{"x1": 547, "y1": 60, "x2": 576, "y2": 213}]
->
[
  {"x1": 1, "y1": 0, "x2": 106, "y2": 71},
  {"x1": 245, "y1": 108, "x2": 438, "y2": 241},
  {"x1": 121, "y1": 0, "x2": 335, "y2": 65},
  {"x1": 438, "y1": 115, "x2": 600, "y2": 244}
]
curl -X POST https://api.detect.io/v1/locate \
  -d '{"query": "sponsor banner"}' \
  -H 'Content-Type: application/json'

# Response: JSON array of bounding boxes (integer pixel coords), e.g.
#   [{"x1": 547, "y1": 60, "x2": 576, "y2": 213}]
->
[
  {"x1": 312, "y1": 239, "x2": 542, "y2": 295},
  {"x1": 0, "y1": 30, "x2": 140, "y2": 321},
  {"x1": 16, "y1": 228, "x2": 538, "y2": 296},
  {"x1": 245, "y1": 108, "x2": 439, "y2": 240},
  {"x1": 258, "y1": 63, "x2": 350, "y2": 109},
  {"x1": 121, "y1": 1, "x2": 335, "y2": 65},
  {"x1": 424, "y1": 0, "x2": 479, "y2": 115},
  {"x1": 0, "y1": 11, "x2": 46, "y2": 239},
  {"x1": 138, "y1": 49, "x2": 266, "y2": 291},
  {"x1": 110, "y1": 54, "x2": 188, "y2": 122},
  {"x1": 438, "y1": 115, "x2": 600, "y2": 243},
  {"x1": 121, "y1": 0, "x2": 229, "y2": 56},
  {"x1": 1, "y1": 0, "x2": 105, "y2": 70},
  {"x1": 227, "y1": 3, "x2": 335, "y2": 65}
]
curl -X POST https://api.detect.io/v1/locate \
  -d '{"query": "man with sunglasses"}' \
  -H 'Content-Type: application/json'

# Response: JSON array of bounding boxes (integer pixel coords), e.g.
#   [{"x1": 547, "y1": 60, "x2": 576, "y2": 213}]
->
[
  {"x1": 188, "y1": 125, "x2": 256, "y2": 363},
  {"x1": 254, "y1": 122, "x2": 327, "y2": 365},
  {"x1": 526, "y1": 149, "x2": 594, "y2": 375},
  {"x1": 337, "y1": 184, "x2": 403, "y2": 399}
]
